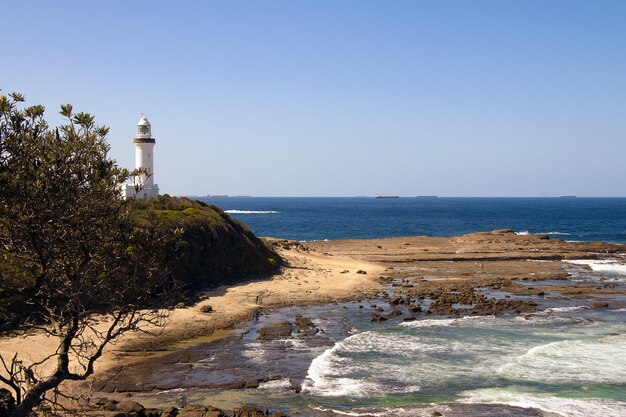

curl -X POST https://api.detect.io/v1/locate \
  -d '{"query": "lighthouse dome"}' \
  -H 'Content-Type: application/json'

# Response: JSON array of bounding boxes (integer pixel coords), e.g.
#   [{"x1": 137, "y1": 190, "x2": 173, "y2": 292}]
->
[{"x1": 137, "y1": 116, "x2": 151, "y2": 138}]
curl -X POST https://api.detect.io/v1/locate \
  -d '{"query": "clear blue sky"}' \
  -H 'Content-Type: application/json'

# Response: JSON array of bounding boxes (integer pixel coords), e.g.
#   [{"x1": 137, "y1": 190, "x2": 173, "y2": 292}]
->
[{"x1": 3, "y1": 1, "x2": 626, "y2": 196}]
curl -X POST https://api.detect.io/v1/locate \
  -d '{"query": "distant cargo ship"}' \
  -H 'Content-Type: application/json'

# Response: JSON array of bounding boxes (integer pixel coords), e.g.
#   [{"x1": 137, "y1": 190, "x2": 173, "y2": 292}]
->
[
  {"x1": 417, "y1": 195, "x2": 438, "y2": 198},
  {"x1": 376, "y1": 194, "x2": 399, "y2": 199},
  {"x1": 206, "y1": 194, "x2": 228, "y2": 198},
  {"x1": 559, "y1": 195, "x2": 577, "y2": 198}
]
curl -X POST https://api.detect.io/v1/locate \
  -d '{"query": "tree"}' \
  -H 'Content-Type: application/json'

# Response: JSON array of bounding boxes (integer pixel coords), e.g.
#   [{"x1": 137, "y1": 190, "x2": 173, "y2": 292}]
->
[{"x1": 0, "y1": 93, "x2": 178, "y2": 416}]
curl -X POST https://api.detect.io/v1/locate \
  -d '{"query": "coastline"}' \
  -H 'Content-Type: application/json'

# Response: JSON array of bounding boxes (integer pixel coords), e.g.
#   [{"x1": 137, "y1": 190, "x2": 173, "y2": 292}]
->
[{"x1": 2, "y1": 230, "x2": 625, "y2": 415}]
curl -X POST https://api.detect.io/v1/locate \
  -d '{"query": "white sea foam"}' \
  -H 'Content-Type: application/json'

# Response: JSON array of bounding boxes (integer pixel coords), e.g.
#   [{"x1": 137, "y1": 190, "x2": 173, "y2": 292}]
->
[
  {"x1": 224, "y1": 210, "x2": 280, "y2": 214},
  {"x1": 309, "y1": 406, "x2": 389, "y2": 416},
  {"x1": 301, "y1": 331, "x2": 434, "y2": 396},
  {"x1": 498, "y1": 334, "x2": 626, "y2": 384},
  {"x1": 309, "y1": 405, "x2": 449, "y2": 417},
  {"x1": 258, "y1": 378, "x2": 292, "y2": 390},
  {"x1": 400, "y1": 315, "x2": 496, "y2": 328},
  {"x1": 155, "y1": 387, "x2": 186, "y2": 395},
  {"x1": 241, "y1": 342, "x2": 268, "y2": 364},
  {"x1": 516, "y1": 231, "x2": 571, "y2": 236},
  {"x1": 459, "y1": 388, "x2": 626, "y2": 417},
  {"x1": 566, "y1": 259, "x2": 626, "y2": 275},
  {"x1": 535, "y1": 306, "x2": 588, "y2": 314}
]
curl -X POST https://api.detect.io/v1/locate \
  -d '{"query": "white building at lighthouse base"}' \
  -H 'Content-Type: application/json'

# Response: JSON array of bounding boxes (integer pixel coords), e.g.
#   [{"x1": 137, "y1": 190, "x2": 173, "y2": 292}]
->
[{"x1": 120, "y1": 182, "x2": 159, "y2": 200}]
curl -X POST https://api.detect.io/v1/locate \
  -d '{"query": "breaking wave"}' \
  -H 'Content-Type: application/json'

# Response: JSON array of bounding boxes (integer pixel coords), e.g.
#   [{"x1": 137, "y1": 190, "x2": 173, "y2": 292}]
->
[
  {"x1": 566, "y1": 259, "x2": 626, "y2": 275},
  {"x1": 224, "y1": 210, "x2": 280, "y2": 214},
  {"x1": 459, "y1": 388, "x2": 626, "y2": 417},
  {"x1": 498, "y1": 334, "x2": 626, "y2": 384},
  {"x1": 516, "y1": 231, "x2": 571, "y2": 236}
]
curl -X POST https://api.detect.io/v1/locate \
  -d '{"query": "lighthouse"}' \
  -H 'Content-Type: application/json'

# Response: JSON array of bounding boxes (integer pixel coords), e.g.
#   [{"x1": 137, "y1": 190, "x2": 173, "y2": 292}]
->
[{"x1": 120, "y1": 116, "x2": 160, "y2": 200}]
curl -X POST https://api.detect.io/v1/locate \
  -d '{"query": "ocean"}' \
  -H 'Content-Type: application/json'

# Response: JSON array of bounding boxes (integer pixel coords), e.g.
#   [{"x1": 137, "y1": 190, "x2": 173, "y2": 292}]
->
[
  {"x1": 197, "y1": 197, "x2": 626, "y2": 243},
  {"x1": 150, "y1": 197, "x2": 626, "y2": 416}
]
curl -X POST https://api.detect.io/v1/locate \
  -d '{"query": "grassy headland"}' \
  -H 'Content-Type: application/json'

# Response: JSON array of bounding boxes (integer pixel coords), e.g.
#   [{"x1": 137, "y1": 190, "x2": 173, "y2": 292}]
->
[{"x1": 131, "y1": 195, "x2": 282, "y2": 291}]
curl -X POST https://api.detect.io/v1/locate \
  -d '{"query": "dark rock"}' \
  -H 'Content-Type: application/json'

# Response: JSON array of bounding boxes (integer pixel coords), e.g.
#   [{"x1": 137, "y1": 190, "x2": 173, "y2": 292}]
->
[
  {"x1": 103, "y1": 400, "x2": 118, "y2": 411},
  {"x1": 389, "y1": 297, "x2": 404, "y2": 306},
  {"x1": 178, "y1": 405, "x2": 226, "y2": 417},
  {"x1": 592, "y1": 302, "x2": 609, "y2": 309},
  {"x1": 200, "y1": 305, "x2": 213, "y2": 313},
  {"x1": 245, "y1": 378, "x2": 260, "y2": 388},
  {"x1": 356, "y1": 270, "x2": 367, "y2": 274},
  {"x1": 233, "y1": 406, "x2": 269, "y2": 417},
  {"x1": 409, "y1": 305, "x2": 422, "y2": 313},
  {"x1": 294, "y1": 314, "x2": 319, "y2": 335},
  {"x1": 371, "y1": 314, "x2": 388, "y2": 322},
  {"x1": 161, "y1": 406, "x2": 179, "y2": 417},
  {"x1": 258, "y1": 321, "x2": 293, "y2": 340},
  {"x1": 116, "y1": 400, "x2": 145, "y2": 414}
]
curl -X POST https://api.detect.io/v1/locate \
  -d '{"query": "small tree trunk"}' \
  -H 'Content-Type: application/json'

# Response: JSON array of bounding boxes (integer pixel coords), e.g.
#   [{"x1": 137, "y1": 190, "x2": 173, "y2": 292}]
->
[{"x1": 10, "y1": 379, "x2": 54, "y2": 417}]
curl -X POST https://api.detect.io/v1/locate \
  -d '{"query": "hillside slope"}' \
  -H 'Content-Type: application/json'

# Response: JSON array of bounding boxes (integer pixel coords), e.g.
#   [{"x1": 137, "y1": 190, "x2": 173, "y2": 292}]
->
[{"x1": 131, "y1": 195, "x2": 281, "y2": 289}]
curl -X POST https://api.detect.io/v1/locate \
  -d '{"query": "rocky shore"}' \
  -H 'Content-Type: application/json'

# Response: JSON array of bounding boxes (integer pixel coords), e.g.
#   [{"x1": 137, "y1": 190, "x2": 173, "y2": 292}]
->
[{"x1": 2, "y1": 230, "x2": 625, "y2": 416}]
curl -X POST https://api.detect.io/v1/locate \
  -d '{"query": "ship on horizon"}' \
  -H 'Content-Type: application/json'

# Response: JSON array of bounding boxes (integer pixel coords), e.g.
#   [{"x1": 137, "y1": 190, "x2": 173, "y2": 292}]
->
[{"x1": 375, "y1": 194, "x2": 399, "y2": 199}]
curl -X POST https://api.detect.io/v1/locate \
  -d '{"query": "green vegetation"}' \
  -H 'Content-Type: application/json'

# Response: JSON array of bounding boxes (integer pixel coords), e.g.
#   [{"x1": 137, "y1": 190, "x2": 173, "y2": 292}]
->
[{"x1": 131, "y1": 195, "x2": 282, "y2": 290}]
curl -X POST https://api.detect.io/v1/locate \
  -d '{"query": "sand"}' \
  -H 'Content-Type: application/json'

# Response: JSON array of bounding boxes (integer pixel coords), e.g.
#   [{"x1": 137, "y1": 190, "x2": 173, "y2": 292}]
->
[{"x1": 0, "y1": 243, "x2": 383, "y2": 378}]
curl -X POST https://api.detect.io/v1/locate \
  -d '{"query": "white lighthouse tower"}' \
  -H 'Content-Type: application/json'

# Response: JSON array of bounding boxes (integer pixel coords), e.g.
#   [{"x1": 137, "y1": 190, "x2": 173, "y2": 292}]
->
[{"x1": 120, "y1": 116, "x2": 159, "y2": 200}]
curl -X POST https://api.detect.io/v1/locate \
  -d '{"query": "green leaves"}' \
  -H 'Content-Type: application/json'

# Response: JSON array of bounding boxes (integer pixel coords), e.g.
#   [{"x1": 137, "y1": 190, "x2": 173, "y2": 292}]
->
[
  {"x1": 59, "y1": 104, "x2": 73, "y2": 118},
  {"x1": 72, "y1": 112, "x2": 95, "y2": 128},
  {"x1": 24, "y1": 105, "x2": 45, "y2": 120}
]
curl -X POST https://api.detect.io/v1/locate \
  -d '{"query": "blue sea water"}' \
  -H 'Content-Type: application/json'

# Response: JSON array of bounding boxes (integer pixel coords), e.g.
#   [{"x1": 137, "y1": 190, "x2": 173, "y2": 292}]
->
[
  {"x1": 165, "y1": 196, "x2": 626, "y2": 416},
  {"x1": 197, "y1": 197, "x2": 626, "y2": 243}
]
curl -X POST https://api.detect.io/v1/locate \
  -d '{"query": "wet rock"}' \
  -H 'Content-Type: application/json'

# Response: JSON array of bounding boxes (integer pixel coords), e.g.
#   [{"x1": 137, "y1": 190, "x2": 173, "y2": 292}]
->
[
  {"x1": 233, "y1": 406, "x2": 270, "y2": 417},
  {"x1": 409, "y1": 305, "x2": 422, "y2": 313},
  {"x1": 592, "y1": 302, "x2": 609, "y2": 309},
  {"x1": 245, "y1": 378, "x2": 260, "y2": 388},
  {"x1": 389, "y1": 296, "x2": 404, "y2": 306},
  {"x1": 294, "y1": 314, "x2": 319, "y2": 335},
  {"x1": 258, "y1": 321, "x2": 293, "y2": 340},
  {"x1": 371, "y1": 314, "x2": 387, "y2": 322}
]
